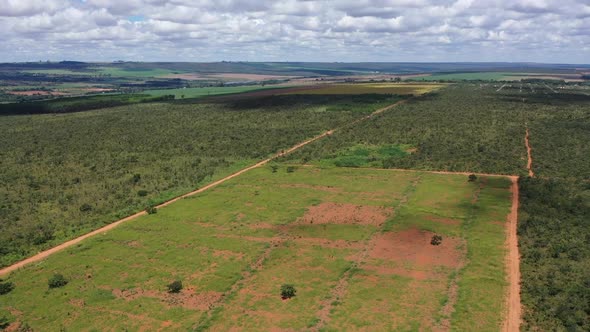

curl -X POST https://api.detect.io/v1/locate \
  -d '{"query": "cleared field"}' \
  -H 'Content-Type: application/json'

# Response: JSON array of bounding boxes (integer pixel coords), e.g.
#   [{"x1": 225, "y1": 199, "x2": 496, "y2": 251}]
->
[
  {"x1": 0, "y1": 166, "x2": 512, "y2": 331},
  {"x1": 280, "y1": 83, "x2": 444, "y2": 95}
]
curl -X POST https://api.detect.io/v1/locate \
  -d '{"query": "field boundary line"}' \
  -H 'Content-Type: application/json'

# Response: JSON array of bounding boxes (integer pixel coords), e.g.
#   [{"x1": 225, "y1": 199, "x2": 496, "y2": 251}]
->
[
  {"x1": 503, "y1": 177, "x2": 521, "y2": 332},
  {"x1": 525, "y1": 126, "x2": 534, "y2": 177},
  {"x1": 0, "y1": 99, "x2": 408, "y2": 277}
]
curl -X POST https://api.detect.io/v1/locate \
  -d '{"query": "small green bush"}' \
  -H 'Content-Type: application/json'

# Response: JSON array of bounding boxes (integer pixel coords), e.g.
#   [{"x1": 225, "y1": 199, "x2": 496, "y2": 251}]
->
[
  {"x1": 431, "y1": 235, "x2": 443, "y2": 246},
  {"x1": 79, "y1": 203, "x2": 92, "y2": 212},
  {"x1": 280, "y1": 284, "x2": 296, "y2": 299},
  {"x1": 48, "y1": 273, "x2": 68, "y2": 288},
  {"x1": 137, "y1": 190, "x2": 148, "y2": 197},
  {"x1": 0, "y1": 281, "x2": 15, "y2": 295},
  {"x1": 146, "y1": 206, "x2": 157, "y2": 214},
  {"x1": 167, "y1": 280, "x2": 183, "y2": 293},
  {"x1": 0, "y1": 316, "x2": 9, "y2": 330},
  {"x1": 468, "y1": 174, "x2": 477, "y2": 182}
]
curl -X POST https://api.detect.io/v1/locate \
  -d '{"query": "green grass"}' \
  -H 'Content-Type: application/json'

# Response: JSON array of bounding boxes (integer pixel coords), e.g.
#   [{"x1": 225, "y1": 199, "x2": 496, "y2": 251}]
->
[
  {"x1": 144, "y1": 85, "x2": 285, "y2": 99},
  {"x1": 0, "y1": 167, "x2": 511, "y2": 331},
  {"x1": 317, "y1": 144, "x2": 414, "y2": 168}
]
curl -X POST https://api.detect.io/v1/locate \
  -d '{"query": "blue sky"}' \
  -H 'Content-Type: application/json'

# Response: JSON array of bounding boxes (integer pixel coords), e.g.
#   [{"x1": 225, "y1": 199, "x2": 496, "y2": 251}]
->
[{"x1": 1, "y1": 0, "x2": 589, "y2": 63}]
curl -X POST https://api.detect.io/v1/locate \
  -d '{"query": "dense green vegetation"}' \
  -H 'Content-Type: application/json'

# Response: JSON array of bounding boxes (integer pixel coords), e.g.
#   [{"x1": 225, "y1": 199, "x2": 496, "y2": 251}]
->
[
  {"x1": 283, "y1": 85, "x2": 527, "y2": 174},
  {"x1": 0, "y1": 94, "x2": 401, "y2": 268},
  {"x1": 518, "y1": 177, "x2": 590, "y2": 331},
  {"x1": 144, "y1": 85, "x2": 284, "y2": 99},
  {"x1": 0, "y1": 94, "x2": 174, "y2": 115}
]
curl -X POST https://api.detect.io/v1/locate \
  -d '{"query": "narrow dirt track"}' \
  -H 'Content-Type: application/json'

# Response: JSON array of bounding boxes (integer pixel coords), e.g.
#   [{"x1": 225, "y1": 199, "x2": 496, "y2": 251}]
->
[
  {"x1": 503, "y1": 177, "x2": 521, "y2": 332},
  {"x1": 525, "y1": 127, "x2": 534, "y2": 177},
  {"x1": 0, "y1": 100, "x2": 405, "y2": 277}
]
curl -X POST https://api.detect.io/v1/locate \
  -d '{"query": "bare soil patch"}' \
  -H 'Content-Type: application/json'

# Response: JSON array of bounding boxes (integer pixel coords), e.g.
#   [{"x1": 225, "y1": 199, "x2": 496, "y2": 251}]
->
[
  {"x1": 82, "y1": 88, "x2": 115, "y2": 92},
  {"x1": 112, "y1": 287, "x2": 222, "y2": 310},
  {"x1": 297, "y1": 202, "x2": 392, "y2": 226},
  {"x1": 370, "y1": 228, "x2": 462, "y2": 269}
]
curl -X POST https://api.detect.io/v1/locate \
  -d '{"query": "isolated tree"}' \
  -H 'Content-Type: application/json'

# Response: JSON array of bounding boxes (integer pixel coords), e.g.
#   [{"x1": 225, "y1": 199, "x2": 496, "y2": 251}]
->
[
  {"x1": 48, "y1": 273, "x2": 68, "y2": 288},
  {"x1": 431, "y1": 235, "x2": 443, "y2": 246},
  {"x1": 280, "y1": 284, "x2": 296, "y2": 299},
  {"x1": 167, "y1": 280, "x2": 183, "y2": 293},
  {"x1": 146, "y1": 206, "x2": 157, "y2": 214},
  {"x1": 468, "y1": 174, "x2": 477, "y2": 182},
  {"x1": 79, "y1": 203, "x2": 92, "y2": 212},
  {"x1": 0, "y1": 280, "x2": 15, "y2": 295}
]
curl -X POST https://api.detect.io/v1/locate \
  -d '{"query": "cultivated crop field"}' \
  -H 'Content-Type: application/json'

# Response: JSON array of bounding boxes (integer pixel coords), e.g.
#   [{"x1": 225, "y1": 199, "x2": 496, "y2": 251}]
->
[
  {"x1": 280, "y1": 83, "x2": 445, "y2": 95},
  {"x1": 0, "y1": 166, "x2": 512, "y2": 331}
]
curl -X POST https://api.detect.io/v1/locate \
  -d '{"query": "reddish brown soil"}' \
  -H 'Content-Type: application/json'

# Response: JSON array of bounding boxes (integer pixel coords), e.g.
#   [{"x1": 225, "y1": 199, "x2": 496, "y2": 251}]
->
[
  {"x1": 297, "y1": 202, "x2": 392, "y2": 226},
  {"x1": 112, "y1": 288, "x2": 222, "y2": 310},
  {"x1": 525, "y1": 127, "x2": 534, "y2": 177},
  {"x1": 503, "y1": 177, "x2": 521, "y2": 332},
  {"x1": 369, "y1": 228, "x2": 462, "y2": 268},
  {"x1": 83, "y1": 88, "x2": 114, "y2": 92}
]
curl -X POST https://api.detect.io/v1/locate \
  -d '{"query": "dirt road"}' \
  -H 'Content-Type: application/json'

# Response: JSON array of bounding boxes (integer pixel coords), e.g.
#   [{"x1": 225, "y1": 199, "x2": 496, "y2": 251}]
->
[
  {"x1": 525, "y1": 127, "x2": 534, "y2": 177},
  {"x1": 503, "y1": 177, "x2": 522, "y2": 332},
  {"x1": 0, "y1": 100, "x2": 404, "y2": 277}
]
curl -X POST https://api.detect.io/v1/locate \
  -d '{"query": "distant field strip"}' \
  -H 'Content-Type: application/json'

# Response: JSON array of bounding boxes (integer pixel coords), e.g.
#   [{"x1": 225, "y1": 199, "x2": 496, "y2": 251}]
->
[
  {"x1": 280, "y1": 83, "x2": 444, "y2": 95},
  {"x1": 143, "y1": 85, "x2": 288, "y2": 99}
]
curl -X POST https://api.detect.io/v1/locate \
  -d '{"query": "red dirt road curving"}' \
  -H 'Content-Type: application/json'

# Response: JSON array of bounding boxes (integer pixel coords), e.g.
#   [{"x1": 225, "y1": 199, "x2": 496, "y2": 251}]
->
[
  {"x1": 503, "y1": 176, "x2": 522, "y2": 332},
  {"x1": 0, "y1": 100, "x2": 405, "y2": 277},
  {"x1": 525, "y1": 127, "x2": 534, "y2": 177}
]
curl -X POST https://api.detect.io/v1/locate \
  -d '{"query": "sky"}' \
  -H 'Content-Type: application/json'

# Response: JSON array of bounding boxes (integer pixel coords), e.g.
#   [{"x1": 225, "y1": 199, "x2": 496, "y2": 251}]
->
[{"x1": 1, "y1": 0, "x2": 589, "y2": 63}]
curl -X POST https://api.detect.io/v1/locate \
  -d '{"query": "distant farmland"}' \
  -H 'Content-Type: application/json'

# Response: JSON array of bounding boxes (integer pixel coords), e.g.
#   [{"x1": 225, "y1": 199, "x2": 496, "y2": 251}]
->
[
  {"x1": 144, "y1": 85, "x2": 287, "y2": 99},
  {"x1": 280, "y1": 83, "x2": 444, "y2": 95}
]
